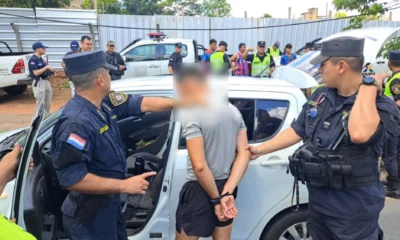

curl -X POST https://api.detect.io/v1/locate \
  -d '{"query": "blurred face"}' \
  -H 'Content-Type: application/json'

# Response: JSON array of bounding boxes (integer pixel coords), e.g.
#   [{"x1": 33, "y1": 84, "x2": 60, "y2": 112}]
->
[
  {"x1": 37, "y1": 47, "x2": 46, "y2": 55},
  {"x1": 81, "y1": 39, "x2": 93, "y2": 51},
  {"x1": 239, "y1": 45, "x2": 246, "y2": 53},
  {"x1": 176, "y1": 47, "x2": 182, "y2": 53},
  {"x1": 210, "y1": 42, "x2": 217, "y2": 51},
  {"x1": 273, "y1": 45, "x2": 278, "y2": 50},
  {"x1": 177, "y1": 77, "x2": 207, "y2": 99},
  {"x1": 107, "y1": 44, "x2": 115, "y2": 52},
  {"x1": 318, "y1": 58, "x2": 349, "y2": 88},
  {"x1": 96, "y1": 68, "x2": 112, "y2": 94},
  {"x1": 257, "y1": 46, "x2": 265, "y2": 54},
  {"x1": 304, "y1": 48, "x2": 311, "y2": 53},
  {"x1": 285, "y1": 47, "x2": 292, "y2": 54}
]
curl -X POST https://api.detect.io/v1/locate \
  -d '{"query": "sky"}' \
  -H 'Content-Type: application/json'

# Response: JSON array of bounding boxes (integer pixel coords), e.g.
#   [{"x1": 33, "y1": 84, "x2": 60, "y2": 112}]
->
[{"x1": 227, "y1": 0, "x2": 400, "y2": 21}]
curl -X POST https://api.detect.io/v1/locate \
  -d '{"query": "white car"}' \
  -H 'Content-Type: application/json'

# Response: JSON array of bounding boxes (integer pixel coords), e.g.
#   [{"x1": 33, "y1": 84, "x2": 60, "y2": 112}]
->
[
  {"x1": 119, "y1": 33, "x2": 201, "y2": 78},
  {"x1": 0, "y1": 41, "x2": 35, "y2": 95},
  {"x1": 4, "y1": 71, "x2": 318, "y2": 240}
]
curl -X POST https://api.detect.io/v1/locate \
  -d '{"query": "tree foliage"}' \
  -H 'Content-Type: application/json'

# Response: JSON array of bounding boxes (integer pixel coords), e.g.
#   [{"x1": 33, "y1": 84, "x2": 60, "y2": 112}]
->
[
  {"x1": 162, "y1": 0, "x2": 201, "y2": 16},
  {"x1": 199, "y1": 0, "x2": 232, "y2": 17},
  {"x1": 81, "y1": 0, "x2": 125, "y2": 14},
  {"x1": 333, "y1": 0, "x2": 399, "y2": 58},
  {"x1": 263, "y1": 13, "x2": 272, "y2": 18},
  {"x1": 333, "y1": 12, "x2": 347, "y2": 18},
  {"x1": 1, "y1": 0, "x2": 70, "y2": 8},
  {"x1": 123, "y1": 0, "x2": 165, "y2": 15}
]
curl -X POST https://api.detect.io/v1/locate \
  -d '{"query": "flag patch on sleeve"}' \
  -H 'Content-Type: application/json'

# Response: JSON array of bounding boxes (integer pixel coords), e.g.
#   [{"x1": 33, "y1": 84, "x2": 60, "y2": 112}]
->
[{"x1": 66, "y1": 133, "x2": 86, "y2": 150}]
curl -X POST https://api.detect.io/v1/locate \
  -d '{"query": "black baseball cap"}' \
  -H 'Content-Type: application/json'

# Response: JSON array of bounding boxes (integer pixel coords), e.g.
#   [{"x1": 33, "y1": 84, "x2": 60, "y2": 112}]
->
[
  {"x1": 175, "y1": 42, "x2": 182, "y2": 48},
  {"x1": 389, "y1": 51, "x2": 400, "y2": 63},
  {"x1": 305, "y1": 42, "x2": 313, "y2": 49},
  {"x1": 219, "y1": 41, "x2": 228, "y2": 51},
  {"x1": 258, "y1": 41, "x2": 266, "y2": 47},
  {"x1": 63, "y1": 50, "x2": 118, "y2": 76},
  {"x1": 310, "y1": 36, "x2": 365, "y2": 65}
]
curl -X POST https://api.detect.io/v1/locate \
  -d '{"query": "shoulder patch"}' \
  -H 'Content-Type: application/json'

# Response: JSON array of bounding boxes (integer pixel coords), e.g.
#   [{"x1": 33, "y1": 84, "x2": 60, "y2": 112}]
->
[
  {"x1": 66, "y1": 133, "x2": 86, "y2": 150},
  {"x1": 30, "y1": 61, "x2": 36, "y2": 65},
  {"x1": 109, "y1": 92, "x2": 128, "y2": 106},
  {"x1": 391, "y1": 84, "x2": 400, "y2": 95}
]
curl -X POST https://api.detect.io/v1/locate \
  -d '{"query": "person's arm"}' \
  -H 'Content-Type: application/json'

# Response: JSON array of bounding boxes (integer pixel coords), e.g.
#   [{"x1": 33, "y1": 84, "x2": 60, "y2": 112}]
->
[
  {"x1": 229, "y1": 53, "x2": 238, "y2": 62},
  {"x1": 270, "y1": 55, "x2": 276, "y2": 72},
  {"x1": 168, "y1": 54, "x2": 175, "y2": 74},
  {"x1": 242, "y1": 48, "x2": 253, "y2": 60},
  {"x1": 184, "y1": 122, "x2": 220, "y2": 199},
  {"x1": 222, "y1": 129, "x2": 250, "y2": 194},
  {"x1": 348, "y1": 84, "x2": 380, "y2": 144},
  {"x1": 280, "y1": 56, "x2": 285, "y2": 65},
  {"x1": 31, "y1": 58, "x2": 51, "y2": 77},
  {"x1": 61, "y1": 60, "x2": 66, "y2": 69},
  {"x1": 117, "y1": 53, "x2": 126, "y2": 71},
  {"x1": 266, "y1": 48, "x2": 271, "y2": 54},
  {"x1": 224, "y1": 54, "x2": 231, "y2": 70}
]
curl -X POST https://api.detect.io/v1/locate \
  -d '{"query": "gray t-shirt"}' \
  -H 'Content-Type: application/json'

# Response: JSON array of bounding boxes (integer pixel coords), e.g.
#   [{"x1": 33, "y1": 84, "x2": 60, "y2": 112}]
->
[{"x1": 182, "y1": 103, "x2": 247, "y2": 181}]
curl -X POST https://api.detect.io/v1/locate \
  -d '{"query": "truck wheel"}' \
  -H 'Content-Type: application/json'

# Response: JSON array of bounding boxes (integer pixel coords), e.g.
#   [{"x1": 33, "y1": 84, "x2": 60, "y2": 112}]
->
[
  {"x1": 4, "y1": 85, "x2": 27, "y2": 96},
  {"x1": 262, "y1": 208, "x2": 311, "y2": 240}
]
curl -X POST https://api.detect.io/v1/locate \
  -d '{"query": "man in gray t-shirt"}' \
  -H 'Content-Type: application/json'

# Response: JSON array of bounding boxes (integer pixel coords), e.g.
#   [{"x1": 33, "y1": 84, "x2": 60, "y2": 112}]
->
[{"x1": 174, "y1": 66, "x2": 251, "y2": 240}]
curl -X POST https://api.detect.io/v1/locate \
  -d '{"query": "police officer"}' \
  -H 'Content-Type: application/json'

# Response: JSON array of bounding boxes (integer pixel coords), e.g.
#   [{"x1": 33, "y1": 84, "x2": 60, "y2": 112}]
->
[
  {"x1": 104, "y1": 40, "x2": 126, "y2": 81},
  {"x1": 245, "y1": 41, "x2": 275, "y2": 77},
  {"x1": 245, "y1": 36, "x2": 399, "y2": 239},
  {"x1": 28, "y1": 42, "x2": 56, "y2": 118},
  {"x1": 168, "y1": 42, "x2": 183, "y2": 75},
  {"x1": 209, "y1": 41, "x2": 231, "y2": 75},
  {"x1": 376, "y1": 50, "x2": 400, "y2": 198},
  {"x1": 304, "y1": 42, "x2": 313, "y2": 53},
  {"x1": 62, "y1": 41, "x2": 80, "y2": 97},
  {"x1": 52, "y1": 50, "x2": 202, "y2": 240},
  {"x1": 266, "y1": 41, "x2": 282, "y2": 57}
]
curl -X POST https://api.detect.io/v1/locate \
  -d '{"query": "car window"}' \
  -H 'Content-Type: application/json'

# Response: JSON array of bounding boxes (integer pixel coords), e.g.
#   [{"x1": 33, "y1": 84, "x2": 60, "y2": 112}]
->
[
  {"x1": 162, "y1": 44, "x2": 188, "y2": 59},
  {"x1": 254, "y1": 100, "x2": 289, "y2": 141},
  {"x1": 125, "y1": 44, "x2": 156, "y2": 62}
]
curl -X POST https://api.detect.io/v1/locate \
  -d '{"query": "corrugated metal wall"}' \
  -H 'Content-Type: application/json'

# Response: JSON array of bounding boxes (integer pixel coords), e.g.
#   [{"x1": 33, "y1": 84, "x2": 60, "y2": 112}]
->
[
  {"x1": 3, "y1": 7, "x2": 400, "y2": 70},
  {"x1": 98, "y1": 15, "x2": 400, "y2": 55},
  {"x1": 0, "y1": 7, "x2": 99, "y2": 69}
]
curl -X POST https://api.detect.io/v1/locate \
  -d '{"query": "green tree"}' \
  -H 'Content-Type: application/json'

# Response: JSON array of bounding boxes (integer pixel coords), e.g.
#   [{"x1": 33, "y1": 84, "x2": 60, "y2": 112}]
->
[
  {"x1": 123, "y1": 0, "x2": 165, "y2": 15},
  {"x1": 162, "y1": 0, "x2": 201, "y2": 16},
  {"x1": 199, "y1": 0, "x2": 232, "y2": 17},
  {"x1": 1, "y1": 0, "x2": 70, "y2": 8},
  {"x1": 263, "y1": 13, "x2": 272, "y2": 18},
  {"x1": 333, "y1": 0, "x2": 398, "y2": 58},
  {"x1": 333, "y1": 12, "x2": 347, "y2": 18},
  {"x1": 81, "y1": 0, "x2": 124, "y2": 14}
]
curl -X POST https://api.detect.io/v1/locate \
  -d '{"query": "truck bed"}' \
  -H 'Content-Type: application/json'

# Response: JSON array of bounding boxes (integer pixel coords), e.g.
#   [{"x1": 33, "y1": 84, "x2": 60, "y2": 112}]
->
[{"x1": 0, "y1": 52, "x2": 32, "y2": 56}]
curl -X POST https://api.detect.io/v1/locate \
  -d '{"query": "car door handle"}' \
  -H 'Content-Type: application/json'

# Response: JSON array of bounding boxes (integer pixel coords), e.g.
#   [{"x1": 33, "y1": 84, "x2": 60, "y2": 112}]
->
[
  {"x1": 149, "y1": 64, "x2": 159, "y2": 68},
  {"x1": 377, "y1": 61, "x2": 386, "y2": 64},
  {"x1": 260, "y1": 159, "x2": 288, "y2": 167}
]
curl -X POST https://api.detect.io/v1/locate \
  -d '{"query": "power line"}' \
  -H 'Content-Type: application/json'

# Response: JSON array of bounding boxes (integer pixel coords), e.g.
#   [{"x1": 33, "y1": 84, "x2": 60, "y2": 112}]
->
[{"x1": 0, "y1": 6, "x2": 399, "y2": 31}]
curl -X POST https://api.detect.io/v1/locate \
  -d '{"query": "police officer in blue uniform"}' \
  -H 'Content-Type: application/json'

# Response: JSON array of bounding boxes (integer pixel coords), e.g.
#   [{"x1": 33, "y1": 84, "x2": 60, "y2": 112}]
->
[
  {"x1": 51, "y1": 50, "x2": 199, "y2": 240},
  {"x1": 168, "y1": 42, "x2": 183, "y2": 75},
  {"x1": 246, "y1": 36, "x2": 400, "y2": 240}
]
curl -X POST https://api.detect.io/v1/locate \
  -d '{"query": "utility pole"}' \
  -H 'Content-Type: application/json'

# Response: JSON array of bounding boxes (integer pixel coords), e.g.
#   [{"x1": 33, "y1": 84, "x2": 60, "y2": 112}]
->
[{"x1": 93, "y1": 0, "x2": 97, "y2": 10}]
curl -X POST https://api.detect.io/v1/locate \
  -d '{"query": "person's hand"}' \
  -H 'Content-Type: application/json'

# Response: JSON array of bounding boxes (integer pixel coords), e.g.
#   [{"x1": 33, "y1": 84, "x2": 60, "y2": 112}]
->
[
  {"x1": 46, "y1": 66, "x2": 55, "y2": 72},
  {"x1": 122, "y1": 172, "x2": 156, "y2": 195},
  {"x1": 214, "y1": 204, "x2": 228, "y2": 222},
  {"x1": 220, "y1": 194, "x2": 237, "y2": 219},
  {"x1": 0, "y1": 144, "x2": 23, "y2": 183},
  {"x1": 119, "y1": 65, "x2": 126, "y2": 71},
  {"x1": 248, "y1": 48, "x2": 254, "y2": 52},
  {"x1": 244, "y1": 144, "x2": 262, "y2": 160},
  {"x1": 371, "y1": 74, "x2": 387, "y2": 95}
]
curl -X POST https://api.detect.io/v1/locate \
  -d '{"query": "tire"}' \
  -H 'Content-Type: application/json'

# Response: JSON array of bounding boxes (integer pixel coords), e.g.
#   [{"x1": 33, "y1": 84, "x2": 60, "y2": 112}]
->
[
  {"x1": 4, "y1": 85, "x2": 27, "y2": 95},
  {"x1": 262, "y1": 208, "x2": 311, "y2": 240}
]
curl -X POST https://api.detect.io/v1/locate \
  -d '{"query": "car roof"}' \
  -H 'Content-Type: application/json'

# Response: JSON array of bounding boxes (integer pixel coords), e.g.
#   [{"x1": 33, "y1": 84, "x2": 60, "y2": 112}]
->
[
  {"x1": 111, "y1": 75, "x2": 302, "y2": 95},
  {"x1": 138, "y1": 38, "x2": 193, "y2": 44}
]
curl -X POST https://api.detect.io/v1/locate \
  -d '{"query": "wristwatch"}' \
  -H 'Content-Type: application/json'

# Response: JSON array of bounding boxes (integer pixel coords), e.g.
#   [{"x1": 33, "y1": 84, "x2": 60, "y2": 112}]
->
[{"x1": 361, "y1": 76, "x2": 379, "y2": 88}]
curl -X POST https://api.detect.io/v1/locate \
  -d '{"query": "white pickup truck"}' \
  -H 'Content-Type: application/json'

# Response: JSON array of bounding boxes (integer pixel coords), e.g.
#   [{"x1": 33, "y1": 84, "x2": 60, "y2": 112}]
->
[
  {"x1": 0, "y1": 41, "x2": 34, "y2": 96},
  {"x1": 119, "y1": 33, "x2": 204, "y2": 78}
]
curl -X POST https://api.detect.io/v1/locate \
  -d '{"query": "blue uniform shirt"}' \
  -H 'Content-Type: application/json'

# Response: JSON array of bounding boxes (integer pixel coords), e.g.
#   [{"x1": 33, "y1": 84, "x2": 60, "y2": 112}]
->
[
  {"x1": 50, "y1": 92, "x2": 143, "y2": 189},
  {"x1": 28, "y1": 54, "x2": 47, "y2": 79},
  {"x1": 291, "y1": 87, "x2": 400, "y2": 220}
]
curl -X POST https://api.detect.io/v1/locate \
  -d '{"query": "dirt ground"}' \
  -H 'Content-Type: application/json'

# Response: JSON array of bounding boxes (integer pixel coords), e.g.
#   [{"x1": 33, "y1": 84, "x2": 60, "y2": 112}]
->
[{"x1": 0, "y1": 73, "x2": 71, "y2": 132}]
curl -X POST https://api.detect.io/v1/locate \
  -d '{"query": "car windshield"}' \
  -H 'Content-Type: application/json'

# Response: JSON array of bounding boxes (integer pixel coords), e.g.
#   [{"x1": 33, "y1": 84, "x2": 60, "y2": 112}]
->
[{"x1": 286, "y1": 50, "x2": 322, "y2": 83}]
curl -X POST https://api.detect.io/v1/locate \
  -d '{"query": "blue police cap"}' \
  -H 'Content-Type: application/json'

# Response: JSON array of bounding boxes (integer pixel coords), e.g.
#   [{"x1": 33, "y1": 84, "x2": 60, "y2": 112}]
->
[
  {"x1": 70, "y1": 41, "x2": 79, "y2": 51},
  {"x1": 310, "y1": 36, "x2": 364, "y2": 65},
  {"x1": 62, "y1": 50, "x2": 118, "y2": 76},
  {"x1": 32, "y1": 42, "x2": 48, "y2": 50},
  {"x1": 175, "y1": 42, "x2": 182, "y2": 48},
  {"x1": 389, "y1": 51, "x2": 400, "y2": 63}
]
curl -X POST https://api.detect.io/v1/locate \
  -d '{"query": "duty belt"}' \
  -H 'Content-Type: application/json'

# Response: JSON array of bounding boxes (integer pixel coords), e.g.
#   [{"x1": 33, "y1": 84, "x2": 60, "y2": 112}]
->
[{"x1": 33, "y1": 77, "x2": 48, "y2": 87}]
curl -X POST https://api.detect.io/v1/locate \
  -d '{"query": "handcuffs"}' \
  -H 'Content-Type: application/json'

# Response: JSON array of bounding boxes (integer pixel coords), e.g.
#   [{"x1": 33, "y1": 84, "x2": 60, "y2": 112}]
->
[{"x1": 210, "y1": 192, "x2": 232, "y2": 206}]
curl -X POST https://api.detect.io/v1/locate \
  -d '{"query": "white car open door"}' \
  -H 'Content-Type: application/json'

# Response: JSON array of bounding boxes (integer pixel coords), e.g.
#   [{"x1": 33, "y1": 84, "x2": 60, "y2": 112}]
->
[{"x1": 10, "y1": 101, "x2": 44, "y2": 229}]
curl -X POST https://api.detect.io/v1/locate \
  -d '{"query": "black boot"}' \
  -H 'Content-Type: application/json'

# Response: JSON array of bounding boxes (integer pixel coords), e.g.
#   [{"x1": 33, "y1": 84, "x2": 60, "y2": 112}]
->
[{"x1": 383, "y1": 176, "x2": 400, "y2": 199}]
